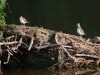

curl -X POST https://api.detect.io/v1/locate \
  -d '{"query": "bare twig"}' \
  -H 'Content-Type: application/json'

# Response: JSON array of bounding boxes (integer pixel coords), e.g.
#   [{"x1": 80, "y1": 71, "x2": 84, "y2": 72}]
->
[
  {"x1": 0, "y1": 41, "x2": 18, "y2": 45},
  {"x1": 5, "y1": 35, "x2": 15, "y2": 40},
  {"x1": 28, "y1": 36, "x2": 34, "y2": 51},
  {"x1": 16, "y1": 36, "x2": 23, "y2": 49},
  {"x1": 75, "y1": 54, "x2": 100, "y2": 59}
]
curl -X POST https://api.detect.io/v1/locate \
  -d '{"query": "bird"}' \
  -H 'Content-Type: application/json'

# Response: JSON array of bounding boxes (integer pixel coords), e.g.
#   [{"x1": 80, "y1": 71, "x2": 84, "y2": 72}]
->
[
  {"x1": 96, "y1": 37, "x2": 100, "y2": 41},
  {"x1": 19, "y1": 16, "x2": 29, "y2": 25},
  {"x1": 76, "y1": 23, "x2": 86, "y2": 37}
]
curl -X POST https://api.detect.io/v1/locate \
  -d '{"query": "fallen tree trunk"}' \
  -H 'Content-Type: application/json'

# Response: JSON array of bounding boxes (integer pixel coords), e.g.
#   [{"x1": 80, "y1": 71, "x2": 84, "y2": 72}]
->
[{"x1": 1, "y1": 25, "x2": 100, "y2": 69}]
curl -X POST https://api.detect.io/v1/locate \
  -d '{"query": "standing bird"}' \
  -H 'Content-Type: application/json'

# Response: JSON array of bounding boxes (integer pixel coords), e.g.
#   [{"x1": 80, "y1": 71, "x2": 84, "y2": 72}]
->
[
  {"x1": 76, "y1": 23, "x2": 86, "y2": 37},
  {"x1": 19, "y1": 16, "x2": 29, "y2": 25}
]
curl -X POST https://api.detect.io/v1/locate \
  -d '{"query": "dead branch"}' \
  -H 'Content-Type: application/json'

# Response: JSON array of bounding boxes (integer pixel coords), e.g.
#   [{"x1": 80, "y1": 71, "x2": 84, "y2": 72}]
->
[
  {"x1": 16, "y1": 36, "x2": 23, "y2": 49},
  {"x1": 1, "y1": 25, "x2": 100, "y2": 68},
  {"x1": 4, "y1": 51, "x2": 10, "y2": 64},
  {"x1": 0, "y1": 41, "x2": 18, "y2": 45},
  {"x1": 28, "y1": 36, "x2": 34, "y2": 51},
  {"x1": 5, "y1": 35, "x2": 15, "y2": 40},
  {"x1": 75, "y1": 54, "x2": 100, "y2": 59}
]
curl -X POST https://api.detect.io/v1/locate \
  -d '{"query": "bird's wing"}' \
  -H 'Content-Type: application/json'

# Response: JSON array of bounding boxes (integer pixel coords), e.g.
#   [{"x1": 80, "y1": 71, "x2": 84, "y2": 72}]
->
[
  {"x1": 80, "y1": 27, "x2": 86, "y2": 35},
  {"x1": 22, "y1": 16, "x2": 29, "y2": 23}
]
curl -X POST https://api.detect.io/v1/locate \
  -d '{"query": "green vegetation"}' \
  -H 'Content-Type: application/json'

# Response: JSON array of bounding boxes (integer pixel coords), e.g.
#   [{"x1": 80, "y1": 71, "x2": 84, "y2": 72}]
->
[{"x1": 0, "y1": 0, "x2": 6, "y2": 24}]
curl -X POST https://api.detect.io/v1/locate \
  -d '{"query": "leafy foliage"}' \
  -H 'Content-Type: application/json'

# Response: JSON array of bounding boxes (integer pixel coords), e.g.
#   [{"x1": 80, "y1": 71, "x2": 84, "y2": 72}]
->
[{"x1": 0, "y1": 0, "x2": 6, "y2": 24}]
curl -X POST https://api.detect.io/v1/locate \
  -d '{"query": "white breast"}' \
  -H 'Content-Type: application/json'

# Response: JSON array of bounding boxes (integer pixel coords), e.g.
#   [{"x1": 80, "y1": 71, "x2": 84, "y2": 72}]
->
[
  {"x1": 20, "y1": 17, "x2": 26, "y2": 24},
  {"x1": 77, "y1": 27, "x2": 84, "y2": 35}
]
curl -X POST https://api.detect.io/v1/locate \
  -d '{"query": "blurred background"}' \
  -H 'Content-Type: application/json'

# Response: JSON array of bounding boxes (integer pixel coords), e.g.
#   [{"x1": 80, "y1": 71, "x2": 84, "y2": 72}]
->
[{"x1": 5, "y1": 0, "x2": 100, "y2": 37}]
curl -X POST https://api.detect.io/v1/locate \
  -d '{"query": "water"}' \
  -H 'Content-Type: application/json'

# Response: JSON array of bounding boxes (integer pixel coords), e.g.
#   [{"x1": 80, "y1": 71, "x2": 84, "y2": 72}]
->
[
  {"x1": 5, "y1": 0, "x2": 100, "y2": 37},
  {"x1": 3, "y1": 69, "x2": 52, "y2": 75},
  {"x1": 2, "y1": 58, "x2": 100, "y2": 75},
  {"x1": 2, "y1": 68, "x2": 100, "y2": 75}
]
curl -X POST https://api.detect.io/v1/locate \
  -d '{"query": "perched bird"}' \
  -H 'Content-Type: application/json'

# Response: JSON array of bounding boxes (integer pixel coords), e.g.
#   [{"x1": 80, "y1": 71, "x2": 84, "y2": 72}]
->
[
  {"x1": 96, "y1": 37, "x2": 100, "y2": 41},
  {"x1": 19, "y1": 16, "x2": 29, "y2": 25},
  {"x1": 76, "y1": 23, "x2": 86, "y2": 37},
  {"x1": 94, "y1": 36, "x2": 100, "y2": 44}
]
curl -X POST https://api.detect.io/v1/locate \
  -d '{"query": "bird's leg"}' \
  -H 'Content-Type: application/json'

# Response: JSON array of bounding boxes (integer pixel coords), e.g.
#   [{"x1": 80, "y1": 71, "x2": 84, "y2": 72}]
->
[
  {"x1": 79, "y1": 35, "x2": 83, "y2": 40},
  {"x1": 23, "y1": 24, "x2": 25, "y2": 26},
  {"x1": 79, "y1": 35, "x2": 82, "y2": 38}
]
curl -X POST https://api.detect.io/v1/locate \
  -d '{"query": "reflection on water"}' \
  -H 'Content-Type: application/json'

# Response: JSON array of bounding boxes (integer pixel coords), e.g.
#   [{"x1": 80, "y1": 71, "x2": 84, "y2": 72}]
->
[{"x1": 2, "y1": 68, "x2": 100, "y2": 75}]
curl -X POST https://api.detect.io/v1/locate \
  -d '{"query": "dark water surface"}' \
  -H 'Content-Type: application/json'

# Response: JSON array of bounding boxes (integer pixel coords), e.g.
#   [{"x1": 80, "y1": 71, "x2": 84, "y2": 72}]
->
[
  {"x1": 2, "y1": 68, "x2": 100, "y2": 75},
  {"x1": 5, "y1": 0, "x2": 100, "y2": 37},
  {"x1": 3, "y1": 69, "x2": 52, "y2": 75}
]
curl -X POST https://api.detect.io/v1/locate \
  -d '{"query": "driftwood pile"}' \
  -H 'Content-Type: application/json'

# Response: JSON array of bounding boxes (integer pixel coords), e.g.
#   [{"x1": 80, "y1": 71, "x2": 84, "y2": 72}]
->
[{"x1": 1, "y1": 25, "x2": 100, "y2": 69}]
